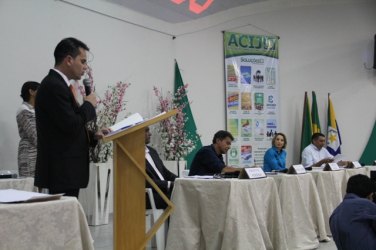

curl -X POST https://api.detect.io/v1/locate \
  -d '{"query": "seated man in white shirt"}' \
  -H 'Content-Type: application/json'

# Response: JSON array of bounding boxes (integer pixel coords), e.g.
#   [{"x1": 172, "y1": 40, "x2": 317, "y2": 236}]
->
[
  {"x1": 145, "y1": 126, "x2": 177, "y2": 209},
  {"x1": 301, "y1": 133, "x2": 334, "y2": 168}
]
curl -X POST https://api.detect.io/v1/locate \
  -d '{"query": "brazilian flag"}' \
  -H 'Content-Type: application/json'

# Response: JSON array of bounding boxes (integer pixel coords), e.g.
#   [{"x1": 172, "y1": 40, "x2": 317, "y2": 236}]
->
[{"x1": 311, "y1": 91, "x2": 321, "y2": 133}]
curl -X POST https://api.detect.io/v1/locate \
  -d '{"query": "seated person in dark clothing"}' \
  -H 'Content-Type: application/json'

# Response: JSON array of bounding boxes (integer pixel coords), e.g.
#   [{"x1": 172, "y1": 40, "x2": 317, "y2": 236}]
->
[
  {"x1": 189, "y1": 130, "x2": 239, "y2": 176},
  {"x1": 329, "y1": 174, "x2": 376, "y2": 250},
  {"x1": 145, "y1": 127, "x2": 177, "y2": 209}
]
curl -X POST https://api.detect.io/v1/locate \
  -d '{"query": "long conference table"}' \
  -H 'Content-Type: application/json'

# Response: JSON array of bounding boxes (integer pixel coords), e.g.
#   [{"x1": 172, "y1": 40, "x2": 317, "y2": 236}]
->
[{"x1": 166, "y1": 167, "x2": 374, "y2": 250}]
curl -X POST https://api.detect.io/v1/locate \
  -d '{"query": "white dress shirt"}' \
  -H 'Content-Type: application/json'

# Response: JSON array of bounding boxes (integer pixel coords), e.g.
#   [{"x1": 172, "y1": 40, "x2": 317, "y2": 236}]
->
[
  {"x1": 52, "y1": 68, "x2": 71, "y2": 87},
  {"x1": 301, "y1": 144, "x2": 333, "y2": 167},
  {"x1": 145, "y1": 147, "x2": 164, "y2": 180}
]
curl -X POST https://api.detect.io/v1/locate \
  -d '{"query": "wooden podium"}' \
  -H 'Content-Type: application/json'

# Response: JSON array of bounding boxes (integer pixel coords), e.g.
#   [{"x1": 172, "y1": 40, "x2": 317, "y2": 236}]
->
[{"x1": 103, "y1": 110, "x2": 177, "y2": 250}]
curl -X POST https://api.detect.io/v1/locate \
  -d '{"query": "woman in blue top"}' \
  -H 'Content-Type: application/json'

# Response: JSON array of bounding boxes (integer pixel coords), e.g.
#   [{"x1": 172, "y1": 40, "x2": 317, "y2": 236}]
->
[{"x1": 263, "y1": 133, "x2": 287, "y2": 172}]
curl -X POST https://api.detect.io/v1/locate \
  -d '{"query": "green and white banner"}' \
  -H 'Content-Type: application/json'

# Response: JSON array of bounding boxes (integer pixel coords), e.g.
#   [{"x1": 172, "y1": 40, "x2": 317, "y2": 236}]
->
[{"x1": 224, "y1": 32, "x2": 280, "y2": 167}]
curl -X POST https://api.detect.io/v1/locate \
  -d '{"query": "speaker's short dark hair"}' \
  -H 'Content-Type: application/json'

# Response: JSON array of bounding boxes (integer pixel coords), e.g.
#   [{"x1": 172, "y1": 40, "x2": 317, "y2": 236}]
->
[
  {"x1": 311, "y1": 132, "x2": 325, "y2": 143},
  {"x1": 54, "y1": 37, "x2": 89, "y2": 65},
  {"x1": 212, "y1": 130, "x2": 234, "y2": 144},
  {"x1": 346, "y1": 174, "x2": 376, "y2": 198},
  {"x1": 20, "y1": 81, "x2": 40, "y2": 102}
]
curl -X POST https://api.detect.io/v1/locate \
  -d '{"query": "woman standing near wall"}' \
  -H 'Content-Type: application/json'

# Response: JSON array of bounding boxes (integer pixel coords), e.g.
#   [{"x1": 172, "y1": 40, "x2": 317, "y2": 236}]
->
[{"x1": 16, "y1": 81, "x2": 40, "y2": 177}]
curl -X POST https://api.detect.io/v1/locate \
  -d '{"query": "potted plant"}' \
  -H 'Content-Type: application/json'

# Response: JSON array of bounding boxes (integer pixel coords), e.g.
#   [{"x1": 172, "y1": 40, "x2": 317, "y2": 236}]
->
[
  {"x1": 153, "y1": 84, "x2": 199, "y2": 175},
  {"x1": 76, "y1": 67, "x2": 130, "y2": 225},
  {"x1": 77, "y1": 67, "x2": 130, "y2": 163}
]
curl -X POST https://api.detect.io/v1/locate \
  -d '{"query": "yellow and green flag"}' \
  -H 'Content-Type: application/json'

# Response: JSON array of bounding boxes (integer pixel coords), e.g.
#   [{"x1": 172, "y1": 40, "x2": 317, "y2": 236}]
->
[
  {"x1": 300, "y1": 92, "x2": 313, "y2": 154},
  {"x1": 327, "y1": 94, "x2": 342, "y2": 156},
  {"x1": 311, "y1": 91, "x2": 321, "y2": 133}
]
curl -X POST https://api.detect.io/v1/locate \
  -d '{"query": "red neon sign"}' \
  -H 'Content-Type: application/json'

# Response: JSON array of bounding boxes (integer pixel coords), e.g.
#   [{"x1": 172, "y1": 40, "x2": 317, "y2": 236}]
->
[{"x1": 171, "y1": 0, "x2": 214, "y2": 14}]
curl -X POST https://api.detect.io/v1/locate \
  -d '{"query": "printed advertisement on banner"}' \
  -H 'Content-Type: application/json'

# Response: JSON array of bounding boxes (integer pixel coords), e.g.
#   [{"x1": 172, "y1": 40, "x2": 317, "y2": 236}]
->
[{"x1": 224, "y1": 32, "x2": 280, "y2": 167}]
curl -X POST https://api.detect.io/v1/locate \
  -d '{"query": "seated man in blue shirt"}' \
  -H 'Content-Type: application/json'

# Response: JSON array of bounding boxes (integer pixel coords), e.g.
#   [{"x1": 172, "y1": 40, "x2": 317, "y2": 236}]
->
[
  {"x1": 329, "y1": 174, "x2": 376, "y2": 250},
  {"x1": 188, "y1": 130, "x2": 239, "y2": 176}
]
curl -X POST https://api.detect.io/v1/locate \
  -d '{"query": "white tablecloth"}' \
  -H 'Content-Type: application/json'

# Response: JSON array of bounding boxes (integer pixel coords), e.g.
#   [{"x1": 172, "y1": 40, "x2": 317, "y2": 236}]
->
[
  {"x1": 0, "y1": 197, "x2": 94, "y2": 250},
  {"x1": 345, "y1": 167, "x2": 368, "y2": 180},
  {"x1": 271, "y1": 174, "x2": 329, "y2": 250},
  {"x1": 0, "y1": 177, "x2": 34, "y2": 191},
  {"x1": 310, "y1": 170, "x2": 345, "y2": 235},
  {"x1": 311, "y1": 167, "x2": 369, "y2": 235},
  {"x1": 166, "y1": 178, "x2": 288, "y2": 250},
  {"x1": 366, "y1": 165, "x2": 376, "y2": 176}
]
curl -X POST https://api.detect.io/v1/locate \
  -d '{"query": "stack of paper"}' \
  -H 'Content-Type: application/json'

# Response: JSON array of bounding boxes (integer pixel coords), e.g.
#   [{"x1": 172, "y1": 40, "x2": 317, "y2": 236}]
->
[
  {"x1": 109, "y1": 113, "x2": 144, "y2": 132},
  {"x1": 0, "y1": 189, "x2": 62, "y2": 203}
]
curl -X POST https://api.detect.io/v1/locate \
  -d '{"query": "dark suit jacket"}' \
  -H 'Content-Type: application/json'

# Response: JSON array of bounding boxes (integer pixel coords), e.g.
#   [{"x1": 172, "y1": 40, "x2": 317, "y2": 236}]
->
[
  {"x1": 146, "y1": 146, "x2": 177, "y2": 209},
  {"x1": 34, "y1": 69, "x2": 96, "y2": 190}
]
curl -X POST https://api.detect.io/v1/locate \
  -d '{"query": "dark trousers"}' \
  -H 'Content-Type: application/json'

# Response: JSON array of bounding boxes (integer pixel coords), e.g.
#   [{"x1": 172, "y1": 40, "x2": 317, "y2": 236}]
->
[{"x1": 49, "y1": 188, "x2": 80, "y2": 198}]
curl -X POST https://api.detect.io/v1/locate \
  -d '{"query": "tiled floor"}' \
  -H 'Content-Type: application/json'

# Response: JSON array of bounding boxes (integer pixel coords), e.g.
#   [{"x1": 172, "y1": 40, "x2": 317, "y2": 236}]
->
[
  {"x1": 90, "y1": 219, "x2": 113, "y2": 250},
  {"x1": 90, "y1": 215, "x2": 338, "y2": 250}
]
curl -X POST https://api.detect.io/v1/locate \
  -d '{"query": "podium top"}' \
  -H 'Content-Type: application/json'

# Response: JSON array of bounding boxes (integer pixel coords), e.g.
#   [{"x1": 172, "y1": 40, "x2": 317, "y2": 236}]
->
[{"x1": 102, "y1": 109, "x2": 178, "y2": 142}]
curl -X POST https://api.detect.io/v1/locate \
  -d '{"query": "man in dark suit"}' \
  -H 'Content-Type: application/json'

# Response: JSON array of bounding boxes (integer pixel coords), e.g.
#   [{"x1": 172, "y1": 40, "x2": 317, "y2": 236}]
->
[
  {"x1": 145, "y1": 127, "x2": 177, "y2": 209},
  {"x1": 34, "y1": 37, "x2": 107, "y2": 198}
]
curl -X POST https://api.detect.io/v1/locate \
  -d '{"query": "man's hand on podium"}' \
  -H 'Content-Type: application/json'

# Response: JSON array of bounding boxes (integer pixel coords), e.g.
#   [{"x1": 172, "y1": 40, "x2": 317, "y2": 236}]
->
[{"x1": 95, "y1": 128, "x2": 111, "y2": 140}]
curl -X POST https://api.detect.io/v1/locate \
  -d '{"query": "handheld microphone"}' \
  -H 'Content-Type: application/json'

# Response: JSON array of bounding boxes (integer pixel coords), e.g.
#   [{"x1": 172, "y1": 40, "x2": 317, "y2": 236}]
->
[{"x1": 83, "y1": 78, "x2": 92, "y2": 96}]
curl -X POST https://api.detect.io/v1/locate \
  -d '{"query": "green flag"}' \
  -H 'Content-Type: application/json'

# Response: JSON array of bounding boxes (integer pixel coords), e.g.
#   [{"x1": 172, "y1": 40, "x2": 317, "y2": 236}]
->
[
  {"x1": 360, "y1": 120, "x2": 376, "y2": 165},
  {"x1": 300, "y1": 92, "x2": 313, "y2": 156},
  {"x1": 173, "y1": 60, "x2": 202, "y2": 169},
  {"x1": 311, "y1": 91, "x2": 321, "y2": 133}
]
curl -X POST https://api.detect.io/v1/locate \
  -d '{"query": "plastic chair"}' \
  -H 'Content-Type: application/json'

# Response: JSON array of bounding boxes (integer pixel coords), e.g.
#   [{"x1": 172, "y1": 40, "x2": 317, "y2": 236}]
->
[{"x1": 145, "y1": 188, "x2": 166, "y2": 250}]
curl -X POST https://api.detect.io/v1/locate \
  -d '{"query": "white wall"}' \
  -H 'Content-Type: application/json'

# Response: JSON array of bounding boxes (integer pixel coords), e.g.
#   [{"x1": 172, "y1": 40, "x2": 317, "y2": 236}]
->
[
  {"x1": 0, "y1": 0, "x2": 175, "y2": 171},
  {"x1": 0, "y1": 0, "x2": 375, "y2": 171}
]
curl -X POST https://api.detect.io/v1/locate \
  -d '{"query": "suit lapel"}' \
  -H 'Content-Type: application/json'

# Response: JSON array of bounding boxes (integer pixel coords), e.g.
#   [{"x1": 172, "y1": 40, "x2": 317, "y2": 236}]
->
[
  {"x1": 49, "y1": 70, "x2": 78, "y2": 108},
  {"x1": 146, "y1": 147, "x2": 164, "y2": 180},
  {"x1": 146, "y1": 160, "x2": 161, "y2": 180}
]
